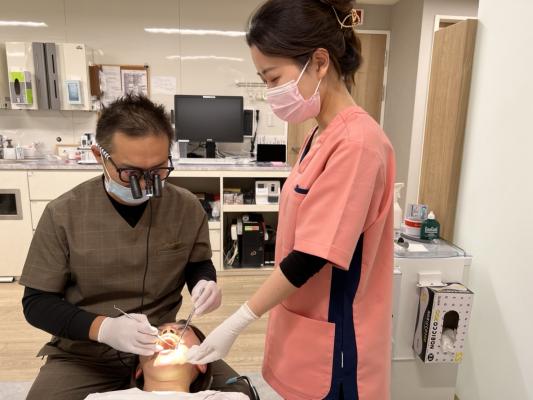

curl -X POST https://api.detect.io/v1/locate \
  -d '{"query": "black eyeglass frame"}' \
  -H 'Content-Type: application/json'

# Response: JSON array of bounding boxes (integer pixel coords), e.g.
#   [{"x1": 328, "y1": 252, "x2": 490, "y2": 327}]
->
[{"x1": 104, "y1": 155, "x2": 175, "y2": 184}]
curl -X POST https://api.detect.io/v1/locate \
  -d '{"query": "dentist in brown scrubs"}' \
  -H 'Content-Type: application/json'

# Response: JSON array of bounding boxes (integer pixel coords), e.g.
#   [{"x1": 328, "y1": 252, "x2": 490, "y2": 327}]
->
[{"x1": 19, "y1": 95, "x2": 247, "y2": 399}]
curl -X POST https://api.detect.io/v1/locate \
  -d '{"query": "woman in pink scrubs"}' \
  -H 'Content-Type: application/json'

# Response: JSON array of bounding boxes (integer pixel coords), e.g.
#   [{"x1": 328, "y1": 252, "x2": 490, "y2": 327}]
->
[{"x1": 188, "y1": 1, "x2": 396, "y2": 399}]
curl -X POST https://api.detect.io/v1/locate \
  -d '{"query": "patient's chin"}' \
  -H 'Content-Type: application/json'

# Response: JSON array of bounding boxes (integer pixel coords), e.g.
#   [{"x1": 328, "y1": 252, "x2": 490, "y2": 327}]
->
[{"x1": 153, "y1": 345, "x2": 189, "y2": 367}]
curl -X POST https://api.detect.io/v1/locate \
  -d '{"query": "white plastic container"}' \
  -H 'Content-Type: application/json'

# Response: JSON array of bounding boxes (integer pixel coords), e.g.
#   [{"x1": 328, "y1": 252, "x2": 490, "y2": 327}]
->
[
  {"x1": 3, "y1": 147, "x2": 16, "y2": 160},
  {"x1": 404, "y1": 217, "x2": 423, "y2": 237},
  {"x1": 394, "y1": 183, "x2": 404, "y2": 239}
]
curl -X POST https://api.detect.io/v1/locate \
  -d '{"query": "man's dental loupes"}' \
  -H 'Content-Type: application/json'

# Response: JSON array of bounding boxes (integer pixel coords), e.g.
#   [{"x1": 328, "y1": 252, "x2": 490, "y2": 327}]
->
[{"x1": 113, "y1": 305, "x2": 174, "y2": 348}]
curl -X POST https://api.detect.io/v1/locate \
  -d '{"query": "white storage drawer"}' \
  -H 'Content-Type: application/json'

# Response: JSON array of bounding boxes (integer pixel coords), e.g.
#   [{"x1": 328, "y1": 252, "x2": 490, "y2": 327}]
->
[
  {"x1": 209, "y1": 229, "x2": 221, "y2": 251},
  {"x1": 28, "y1": 170, "x2": 101, "y2": 200},
  {"x1": 30, "y1": 201, "x2": 49, "y2": 229},
  {"x1": 211, "y1": 251, "x2": 221, "y2": 270}
]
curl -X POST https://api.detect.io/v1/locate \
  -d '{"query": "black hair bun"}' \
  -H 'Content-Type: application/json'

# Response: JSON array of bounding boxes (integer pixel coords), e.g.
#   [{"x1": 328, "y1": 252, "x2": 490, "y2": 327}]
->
[{"x1": 319, "y1": 0, "x2": 355, "y2": 14}]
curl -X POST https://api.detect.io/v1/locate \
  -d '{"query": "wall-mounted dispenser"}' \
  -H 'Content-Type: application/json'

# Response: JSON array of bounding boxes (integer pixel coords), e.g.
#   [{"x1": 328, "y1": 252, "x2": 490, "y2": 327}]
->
[
  {"x1": 8, "y1": 71, "x2": 33, "y2": 105},
  {"x1": 0, "y1": 44, "x2": 11, "y2": 109},
  {"x1": 56, "y1": 43, "x2": 93, "y2": 110},
  {"x1": 413, "y1": 282, "x2": 474, "y2": 364},
  {"x1": 5, "y1": 42, "x2": 37, "y2": 110},
  {"x1": 6, "y1": 42, "x2": 93, "y2": 111},
  {"x1": 32, "y1": 42, "x2": 60, "y2": 110}
]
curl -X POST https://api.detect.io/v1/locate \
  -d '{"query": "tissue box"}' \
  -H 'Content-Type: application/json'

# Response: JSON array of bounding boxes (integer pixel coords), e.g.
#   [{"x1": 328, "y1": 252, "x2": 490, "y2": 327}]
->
[{"x1": 413, "y1": 283, "x2": 473, "y2": 363}]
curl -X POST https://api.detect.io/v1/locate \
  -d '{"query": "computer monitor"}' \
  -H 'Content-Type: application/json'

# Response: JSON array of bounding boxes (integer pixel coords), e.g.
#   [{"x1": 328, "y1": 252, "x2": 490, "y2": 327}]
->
[{"x1": 174, "y1": 95, "x2": 244, "y2": 144}]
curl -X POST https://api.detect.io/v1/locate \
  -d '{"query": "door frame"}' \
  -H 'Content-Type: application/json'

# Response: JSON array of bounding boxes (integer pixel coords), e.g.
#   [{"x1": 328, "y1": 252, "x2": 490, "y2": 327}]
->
[
  {"x1": 355, "y1": 29, "x2": 390, "y2": 127},
  {"x1": 433, "y1": 15, "x2": 474, "y2": 32}
]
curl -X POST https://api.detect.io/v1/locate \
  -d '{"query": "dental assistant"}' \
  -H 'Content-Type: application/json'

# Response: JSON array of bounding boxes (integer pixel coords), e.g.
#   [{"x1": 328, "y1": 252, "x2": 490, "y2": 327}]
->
[
  {"x1": 19, "y1": 95, "x2": 245, "y2": 400},
  {"x1": 187, "y1": 1, "x2": 396, "y2": 399}
]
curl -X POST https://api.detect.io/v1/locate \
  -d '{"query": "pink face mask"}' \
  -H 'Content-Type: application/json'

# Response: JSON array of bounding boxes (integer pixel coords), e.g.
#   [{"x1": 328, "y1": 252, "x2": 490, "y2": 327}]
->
[{"x1": 266, "y1": 59, "x2": 322, "y2": 123}]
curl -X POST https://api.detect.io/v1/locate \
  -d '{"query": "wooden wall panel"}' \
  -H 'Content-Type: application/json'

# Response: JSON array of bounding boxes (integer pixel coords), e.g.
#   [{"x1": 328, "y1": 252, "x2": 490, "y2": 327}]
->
[{"x1": 418, "y1": 19, "x2": 478, "y2": 241}]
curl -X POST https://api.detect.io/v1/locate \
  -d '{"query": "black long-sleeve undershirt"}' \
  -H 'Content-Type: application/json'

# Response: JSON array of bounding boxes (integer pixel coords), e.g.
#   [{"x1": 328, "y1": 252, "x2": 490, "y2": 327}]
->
[
  {"x1": 22, "y1": 287, "x2": 97, "y2": 340},
  {"x1": 279, "y1": 250, "x2": 328, "y2": 288}
]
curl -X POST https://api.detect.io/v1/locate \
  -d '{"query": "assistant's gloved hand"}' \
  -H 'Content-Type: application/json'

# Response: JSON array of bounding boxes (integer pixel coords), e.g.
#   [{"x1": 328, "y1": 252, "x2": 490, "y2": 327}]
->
[
  {"x1": 97, "y1": 314, "x2": 158, "y2": 356},
  {"x1": 187, "y1": 303, "x2": 259, "y2": 364},
  {"x1": 191, "y1": 279, "x2": 222, "y2": 316}
]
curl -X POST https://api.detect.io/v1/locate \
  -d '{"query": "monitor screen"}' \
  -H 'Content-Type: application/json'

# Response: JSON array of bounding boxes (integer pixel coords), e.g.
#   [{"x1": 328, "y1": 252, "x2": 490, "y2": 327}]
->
[{"x1": 174, "y1": 95, "x2": 244, "y2": 143}]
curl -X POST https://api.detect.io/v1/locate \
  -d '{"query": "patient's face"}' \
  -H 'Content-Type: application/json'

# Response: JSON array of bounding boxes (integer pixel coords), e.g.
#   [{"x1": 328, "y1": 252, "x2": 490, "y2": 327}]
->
[{"x1": 139, "y1": 322, "x2": 205, "y2": 381}]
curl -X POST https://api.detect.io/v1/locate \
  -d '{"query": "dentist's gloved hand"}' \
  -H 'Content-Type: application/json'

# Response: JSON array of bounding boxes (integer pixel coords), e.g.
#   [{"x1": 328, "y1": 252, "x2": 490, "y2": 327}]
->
[
  {"x1": 97, "y1": 314, "x2": 158, "y2": 356},
  {"x1": 187, "y1": 303, "x2": 258, "y2": 364},
  {"x1": 191, "y1": 279, "x2": 222, "y2": 316}
]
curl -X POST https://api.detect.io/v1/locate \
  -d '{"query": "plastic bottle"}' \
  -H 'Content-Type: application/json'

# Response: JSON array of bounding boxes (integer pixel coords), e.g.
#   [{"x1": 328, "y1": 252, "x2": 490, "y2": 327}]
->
[
  {"x1": 3, "y1": 139, "x2": 16, "y2": 160},
  {"x1": 420, "y1": 211, "x2": 440, "y2": 240},
  {"x1": 394, "y1": 183, "x2": 404, "y2": 240}
]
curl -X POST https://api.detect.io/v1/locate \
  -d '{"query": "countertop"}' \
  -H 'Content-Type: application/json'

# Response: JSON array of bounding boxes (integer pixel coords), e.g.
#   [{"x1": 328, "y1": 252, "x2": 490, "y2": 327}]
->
[{"x1": 0, "y1": 159, "x2": 292, "y2": 172}]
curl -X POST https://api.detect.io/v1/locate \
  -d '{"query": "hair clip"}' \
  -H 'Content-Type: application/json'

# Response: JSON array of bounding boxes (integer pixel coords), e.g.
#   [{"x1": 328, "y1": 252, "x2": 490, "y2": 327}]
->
[{"x1": 332, "y1": 7, "x2": 361, "y2": 29}]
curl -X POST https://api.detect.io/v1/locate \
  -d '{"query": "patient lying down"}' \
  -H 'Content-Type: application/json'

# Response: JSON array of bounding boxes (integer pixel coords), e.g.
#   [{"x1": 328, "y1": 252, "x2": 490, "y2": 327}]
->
[{"x1": 85, "y1": 321, "x2": 249, "y2": 400}]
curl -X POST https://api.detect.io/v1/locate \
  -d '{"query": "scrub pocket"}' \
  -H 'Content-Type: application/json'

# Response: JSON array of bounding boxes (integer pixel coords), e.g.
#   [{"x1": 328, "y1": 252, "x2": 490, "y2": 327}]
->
[
  {"x1": 265, "y1": 303, "x2": 335, "y2": 399},
  {"x1": 158, "y1": 241, "x2": 187, "y2": 253},
  {"x1": 280, "y1": 187, "x2": 308, "y2": 253}
]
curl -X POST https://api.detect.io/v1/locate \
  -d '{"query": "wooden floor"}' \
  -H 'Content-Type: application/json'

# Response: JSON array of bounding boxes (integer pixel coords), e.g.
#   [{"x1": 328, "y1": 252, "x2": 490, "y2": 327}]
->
[{"x1": 0, "y1": 272, "x2": 269, "y2": 381}]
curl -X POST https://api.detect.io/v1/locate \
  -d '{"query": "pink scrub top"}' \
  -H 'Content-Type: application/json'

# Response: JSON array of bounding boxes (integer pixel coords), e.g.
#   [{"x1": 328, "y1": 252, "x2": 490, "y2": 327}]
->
[{"x1": 262, "y1": 106, "x2": 395, "y2": 400}]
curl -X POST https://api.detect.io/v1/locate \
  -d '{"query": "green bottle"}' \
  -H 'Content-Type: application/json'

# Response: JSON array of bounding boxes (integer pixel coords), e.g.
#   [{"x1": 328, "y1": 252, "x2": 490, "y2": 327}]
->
[{"x1": 421, "y1": 211, "x2": 440, "y2": 240}]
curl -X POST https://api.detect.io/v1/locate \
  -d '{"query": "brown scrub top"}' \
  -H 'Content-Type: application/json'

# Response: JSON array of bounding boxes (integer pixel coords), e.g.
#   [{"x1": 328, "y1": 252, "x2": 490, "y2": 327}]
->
[{"x1": 20, "y1": 175, "x2": 211, "y2": 330}]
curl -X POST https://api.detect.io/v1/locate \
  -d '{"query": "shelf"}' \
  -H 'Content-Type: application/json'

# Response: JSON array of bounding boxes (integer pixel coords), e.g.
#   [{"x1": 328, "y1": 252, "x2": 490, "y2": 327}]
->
[{"x1": 223, "y1": 204, "x2": 279, "y2": 213}]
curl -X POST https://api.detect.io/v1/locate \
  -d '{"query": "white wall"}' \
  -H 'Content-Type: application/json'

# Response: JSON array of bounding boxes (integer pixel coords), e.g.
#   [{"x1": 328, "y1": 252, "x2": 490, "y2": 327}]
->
[
  {"x1": 383, "y1": 0, "x2": 424, "y2": 200},
  {"x1": 0, "y1": 1, "x2": 395, "y2": 156},
  {"x1": 453, "y1": 0, "x2": 533, "y2": 399},
  {"x1": 356, "y1": 4, "x2": 392, "y2": 30},
  {"x1": 404, "y1": 0, "x2": 479, "y2": 206},
  {"x1": 0, "y1": 0, "x2": 285, "y2": 155}
]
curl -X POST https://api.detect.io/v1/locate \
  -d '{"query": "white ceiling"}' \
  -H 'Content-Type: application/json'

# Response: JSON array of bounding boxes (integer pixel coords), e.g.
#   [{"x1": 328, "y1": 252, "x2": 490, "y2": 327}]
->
[{"x1": 358, "y1": 0, "x2": 399, "y2": 5}]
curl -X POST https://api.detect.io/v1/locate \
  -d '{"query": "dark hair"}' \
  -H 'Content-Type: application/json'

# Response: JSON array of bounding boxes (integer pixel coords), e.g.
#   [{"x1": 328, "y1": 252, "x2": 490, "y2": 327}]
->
[
  {"x1": 96, "y1": 94, "x2": 174, "y2": 153},
  {"x1": 134, "y1": 321, "x2": 213, "y2": 392},
  {"x1": 246, "y1": 0, "x2": 362, "y2": 91}
]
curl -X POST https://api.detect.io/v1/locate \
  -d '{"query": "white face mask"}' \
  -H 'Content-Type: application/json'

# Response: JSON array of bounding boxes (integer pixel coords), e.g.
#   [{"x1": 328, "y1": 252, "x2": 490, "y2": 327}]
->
[{"x1": 102, "y1": 160, "x2": 151, "y2": 205}]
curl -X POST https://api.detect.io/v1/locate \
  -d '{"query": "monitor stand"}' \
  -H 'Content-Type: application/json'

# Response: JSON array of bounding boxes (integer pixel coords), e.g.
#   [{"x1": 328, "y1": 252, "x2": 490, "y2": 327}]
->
[{"x1": 205, "y1": 139, "x2": 217, "y2": 158}]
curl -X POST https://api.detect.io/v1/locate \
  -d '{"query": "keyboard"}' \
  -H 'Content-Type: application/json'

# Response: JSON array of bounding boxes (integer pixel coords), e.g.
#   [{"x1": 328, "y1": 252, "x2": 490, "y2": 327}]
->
[{"x1": 175, "y1": 157, "x2": 254, "y2": 165}]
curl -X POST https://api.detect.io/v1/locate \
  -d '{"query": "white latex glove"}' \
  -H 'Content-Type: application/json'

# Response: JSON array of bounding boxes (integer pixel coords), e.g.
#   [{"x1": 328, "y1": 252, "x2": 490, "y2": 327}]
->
[
  {"x1": 187, "y1": 303, "x2": 258, "y2": 364},
  {"x1": 97, "y1": 314, "x2": 158, "y2": 356},
  {"x1": 191, "y1": 279, "x2": 222, "y2": 316}
]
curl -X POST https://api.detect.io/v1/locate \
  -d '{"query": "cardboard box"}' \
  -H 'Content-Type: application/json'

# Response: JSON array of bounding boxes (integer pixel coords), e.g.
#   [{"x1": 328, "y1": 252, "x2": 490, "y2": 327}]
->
[{"x1": 413, "y1": 283, "x2": 473, "y2": 363}]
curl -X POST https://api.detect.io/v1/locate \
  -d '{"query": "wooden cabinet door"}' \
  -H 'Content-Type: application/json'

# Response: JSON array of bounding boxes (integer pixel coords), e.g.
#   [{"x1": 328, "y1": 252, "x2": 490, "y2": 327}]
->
[
  {"x1": 418, "y1": 19, "x2": 478, "y2": 241},
  {"x1": 352, "y1": 32, "x2": 388, "y2": 124}
]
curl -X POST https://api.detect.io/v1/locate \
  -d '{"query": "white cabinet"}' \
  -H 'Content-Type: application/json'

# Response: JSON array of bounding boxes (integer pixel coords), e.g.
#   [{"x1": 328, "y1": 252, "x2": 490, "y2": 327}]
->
[
  {"x1": 391, "y1": 244, "x2": 471, "y2": 400},
  {"x1": 0, "y1": 171, "x2": 33, "y2": 276},
  {"x1": 169, "y1": 169, "x2": 289, "y2": 271},
  {"x1": 29, "y1": 200, "x2": 49, "y2": 230},
  {"x1": 55, "y1": 43, "x2": 93, "y2": 111},
  {"x1": 2, "y1": 167, "x2": 291, "y2": 276},
  {"x1": 27, "y1": 171, "x2": 101, "y2": 229},
  {"x1": 209, "y1": 228, "x2": 221, "y2": 251},
  {"x1": 27, "y1": 170, "x2": 101, "y2": 200}
]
